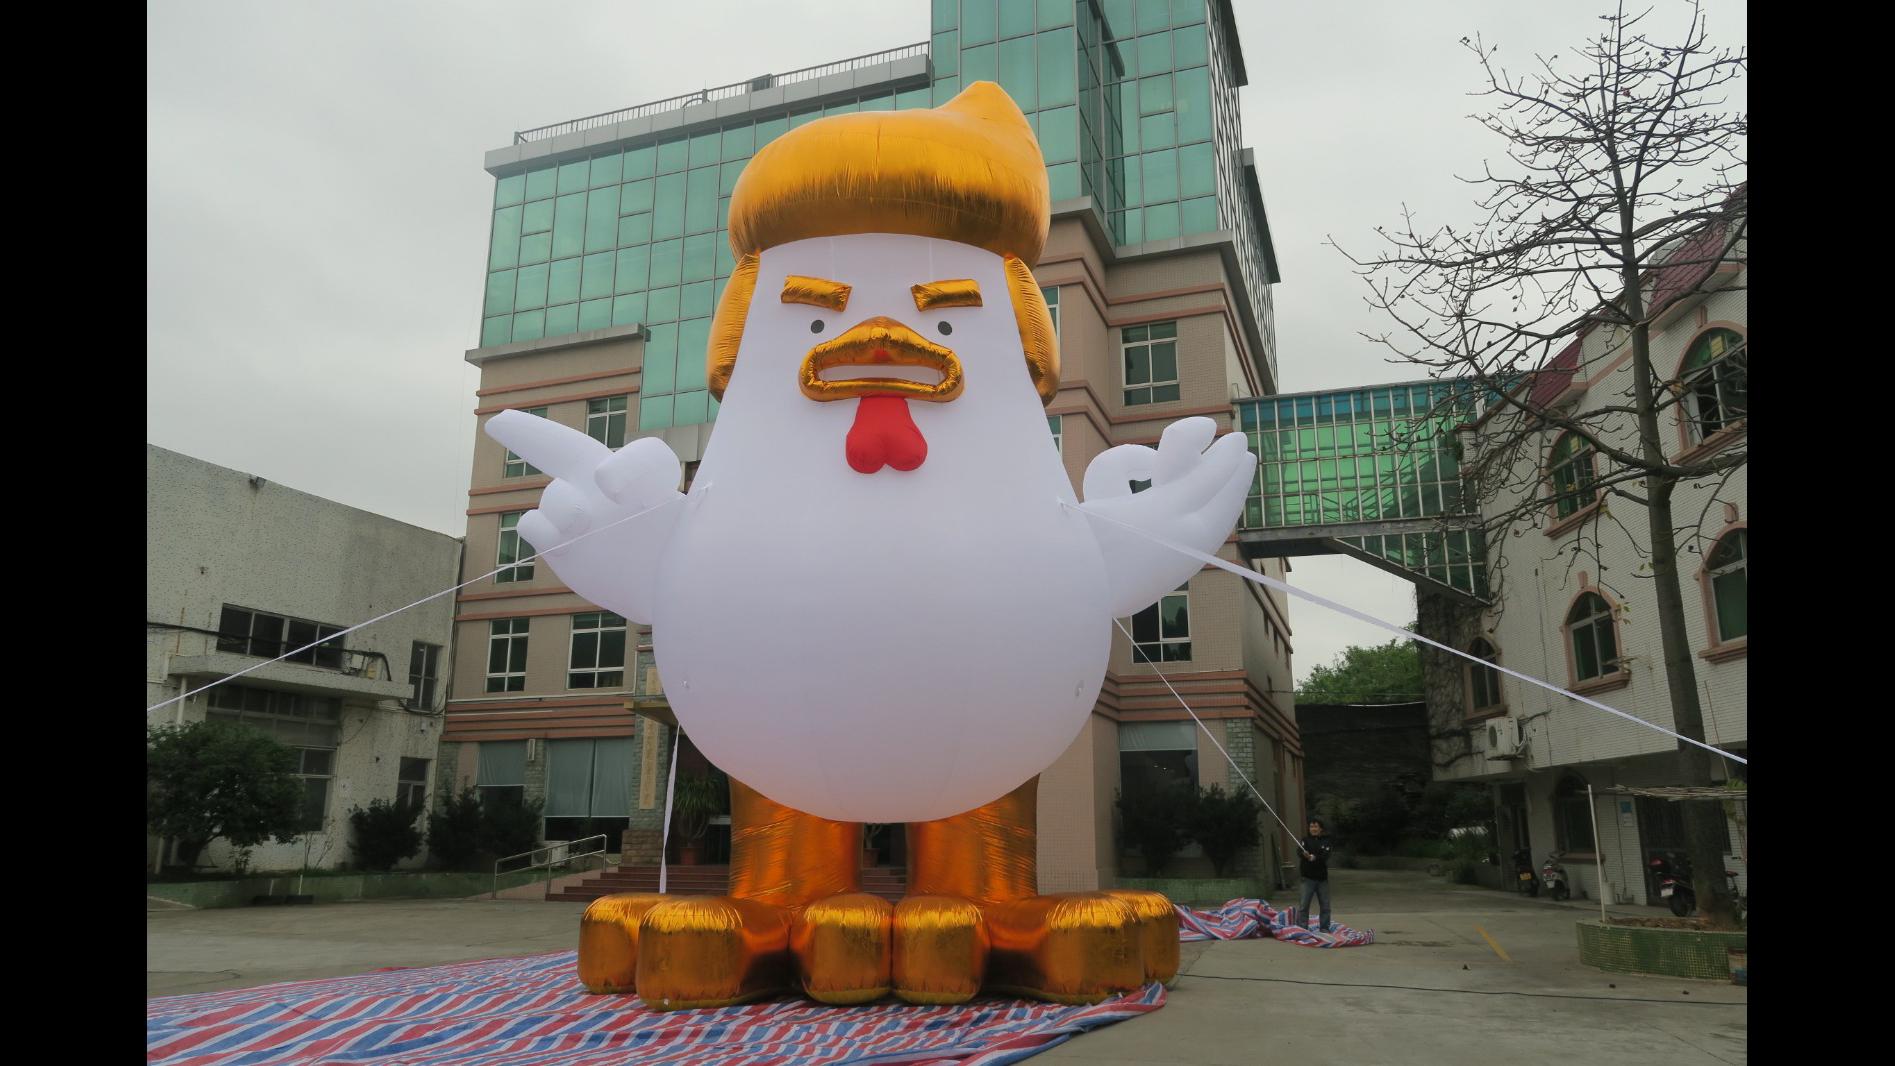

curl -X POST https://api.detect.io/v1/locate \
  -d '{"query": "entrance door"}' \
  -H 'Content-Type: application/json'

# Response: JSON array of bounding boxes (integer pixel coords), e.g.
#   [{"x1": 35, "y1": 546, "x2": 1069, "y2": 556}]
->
[{"x1": 1636, "y1": 796, "x2": 1686, "y2": 901}]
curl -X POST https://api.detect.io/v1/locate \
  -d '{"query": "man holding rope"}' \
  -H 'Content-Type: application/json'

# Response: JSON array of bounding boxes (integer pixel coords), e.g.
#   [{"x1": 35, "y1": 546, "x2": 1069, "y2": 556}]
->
[{"x1": 1296, "y1": 817, "x2": 1336, "y2": 933}]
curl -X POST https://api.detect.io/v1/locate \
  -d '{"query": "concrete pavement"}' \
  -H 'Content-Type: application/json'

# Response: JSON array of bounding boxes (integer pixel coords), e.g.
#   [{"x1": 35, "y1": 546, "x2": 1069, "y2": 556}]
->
[{"x1": 147, "y1": 869, "x2": 1745, "y2": 1064}]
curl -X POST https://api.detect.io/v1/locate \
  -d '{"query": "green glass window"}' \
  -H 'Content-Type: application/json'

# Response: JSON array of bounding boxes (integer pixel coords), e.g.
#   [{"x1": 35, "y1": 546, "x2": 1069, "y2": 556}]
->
[
  {"x1": 580, "y1": 252, "x2": 616, "y2": 302},
  {"x1": 720, "y1": 161, "x2": 746, "y2": 196},
  {"x1": 1174, "y1": 22, "x2": 1208, "y2": 67},
  {"x1": 1139, "y1": 73, "x2": 1173, "y2": 114},
  {"x1": 1039, "y1": 0, "x2": 1074, "y2": 28},
  {"x1": 557, "y1": 160, "x2": 588, "y2": 195},
  {"x1": 552, "y1": 192, "x2": 586, "y2": 258},
  {"x1": 933, "y1": 77, "x2": 963, "y2": 105},
  {"x1": 656, "y1": 138, "x2": 688, "y2": 173},
  {"x1": 686, "y1": 168, "x2": 719, "y2": 234},
  {"x1": 1122, "y1": 321, "x2": 1179, "y2": 405},
  {"x1": 1144, "y1": 201, "x2": 1179, "y2": 240},
  {"x1": 620, "y1": 179, "x2": 654, "y2": 216},
  {"x1": 612, "y1": 292, "x2": 647, "y2": 326},
  {"x1": 511, "y1": 309, "x2": 544, "y2": 342},
  {"x1": 1707, "y1": 530, "x2": 1747, "y2": 642},
  {"x1": 522, "y1": 198, "x2": 554, "y2": 235},
  {"x1": 649, "y1": 239, "x2": 683, "y2": 287},
  {"x1": 678, "y1": 318, "x2": 712, "y2": 391},
  {"x1": 614, "y1": 246, "x2": 650, "y2": 295},
  {"x1": 721, "y1": 123, "x2": 754, "y2": 161},
  {"x1": 1140, "y1": 111, "x2": 1174, "y2": 150},
  {"x1": 1566, "y1": 594, "x2": 1619, "y2": 681},
  {"x1": 489, "y1": 206, "x2": 522, "y2": 271},
  {"x1": 1038, "y1": 105, "x2": 1079, "y2": 164},
  {"x1": 1048, "y1": 162, "x2": 1080, "y2": 201},
  {"x1": 545, "y1": 303, "x2": 578, "y2": 337},
  {"x1": 1102, "y1": 0, "x2": 1133, "y2": 37},
  {"x1": 932, "y1": 30, "x2": 961, "y2": 75},
  {"x1": 1174, "y1": 67, "x2": 1212, "y2": 141},
  {"x1": 652, "y1": 173, "x2": 686, "y2": 240},
  {"x1": 586, "y1": 395, "x2": 628, "y2": 448},
  {"x1": 1137, "y1": 31, "x2": 1169, "y2": 75},
  {"x1": 485, "y1": 269, "x2": 516, "y2": 317},
  {"x1": 673, "y1": 390, "x2": 710, "y2": 425},
  {"x1": 964, "y1": 0, "x2": 999, "y2": 44},
  {"x1": 495, "y1": 173, "x2": 526, "y2": 207},
  {"x1": 1038, "y1": 28, "x2": 1077, "y2": 105},
  {"x1": 481, "y1": 315, "x2": 510, "y2": 347},
  {"x1": 755, "y1": 115, "x2": 789, "y2": 148},
  {"x1": 640, "y1": 394, "x2": 673, "y2": 431},
  {"x1": 496, "y1": 512, "x2": 535, "y2": 583},
  {"x1": 647, "y1": 286, "x2": 680, "y2": 323},
  {"x1": 548, "y1": 258, "x2": 581, "y2": 306},
  {"x1": 689, "y1": 129, "x2": 719, "y2": 169},
  {"x1": 584, "y1": 191, "x2": 617, "y2": 254},
  {"x1": 962, "y1": 43, "x2": 998, "y2": 84},
  {"x1": 519, "y1": 232, "x2": 551, "y2": 266},
  {"x1": 681, "y1": 280, "x2": 714, "y2": 320},
  {"x1": 933, "y1": 0, "x2": 958, "y2": 32},
  {"x1": 644, "y1": 323, "x2": 678, "y2": 393},
  {"x1": 618, "y1": 214, "x2": 652, "y2": 247},
  {"x1": 1548, "y1": 432, "x2": 1597, "y2": 519},
  {"x1": 1170, "y1": 0, "x2": 1205, "y2": 25},
  {"x1": 588, "y1": 151, "x2": 622, "y2": 189},
  {"x1": 682, "y1": 234, "x2": 716, "y2": 283},
  {"x1": 1143, "y1": 148, "x2": 1178, "y2": 203},
  {"x1": 579, "y1": 298, "x2": 612, "y2": 332},
  {"x1": 1180, "y1": 196, "x2": 1218, "y2": 235},
  {"x1": 623, "y1": 145, "x2": 656, "y2": 179},
  {"x1": 514, "y1": 263, "x2": 549, "y2": 311},
  {"x1": 1682, "y1": 328, "x2": 1747, "y2": 443},
  {"x1": 525, "y1": 166, "x2": 556, "y2": 202},
  {"x1": 1179, "y1": 141, "x2": 1215, "y2": 197},
  {"x1": 1000, "y1": 35, "x2": 1037, "y2": 111}
]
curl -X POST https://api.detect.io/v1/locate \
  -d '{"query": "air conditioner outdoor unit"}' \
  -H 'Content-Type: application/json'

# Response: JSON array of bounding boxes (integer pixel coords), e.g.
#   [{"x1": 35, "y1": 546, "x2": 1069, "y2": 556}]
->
[{"x1": 1486, "y1": 716, "x2": 1524, "y2": 759}]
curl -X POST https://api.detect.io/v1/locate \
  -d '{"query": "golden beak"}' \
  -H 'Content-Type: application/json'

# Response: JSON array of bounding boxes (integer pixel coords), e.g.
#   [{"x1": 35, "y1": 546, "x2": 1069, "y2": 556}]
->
[{"x1": 799, "y1": 316, "x2": 965, "y2": 403}]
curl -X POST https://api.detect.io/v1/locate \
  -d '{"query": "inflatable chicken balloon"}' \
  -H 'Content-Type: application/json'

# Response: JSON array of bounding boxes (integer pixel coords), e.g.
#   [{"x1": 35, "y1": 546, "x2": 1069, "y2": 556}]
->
[{"x1": 488, "y1": 83, "x2": 1254, "y2": 1009}]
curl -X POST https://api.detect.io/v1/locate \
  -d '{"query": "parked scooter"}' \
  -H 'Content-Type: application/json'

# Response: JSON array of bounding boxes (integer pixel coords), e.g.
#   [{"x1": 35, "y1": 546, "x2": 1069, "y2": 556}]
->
[
  {"x1": 1513, "y1": 847, "x2": 1539, "y2": 896},
  {"x1": 1650, "y1": 852, "x2": 1746, "y2": 920},
  {"x1": 1540, "y1": 852, "x2": 1570, "y2": 901}
]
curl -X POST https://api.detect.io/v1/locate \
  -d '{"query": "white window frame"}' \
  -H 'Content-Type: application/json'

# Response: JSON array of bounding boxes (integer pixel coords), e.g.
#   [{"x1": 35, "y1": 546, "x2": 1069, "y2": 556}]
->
[
  {"x1": 496, "y1": 512, "x2": 535, "y2": 583},
  {"x1": 567, "y1": 611, "x2": 628, "y2": 689},
  {"x1": 1041, "y1": 284, "x2": 1060, "y2": 339},
  {"x1": 502, "y1": 406, "x2": 549, "y2": 477},
  {"x1": 1129, "y1": 586, "x2": 1191, "y2": 664},
  {"x1": 587, "y1": 395, "x2": 629, "y2": 448},
  {"x1": 1707, "y1": 530, "x2": 1747, "y2": 642},
  {"x1": 487, "y1": 618, "x2": 529, "y2": 693},
  {"x1": 1682, "y1": 329, "x2": 1746, "y2": 444},
  {"x1": 1566, "y1": 594, "x2": 1620, "y2": 681},
  {"x1": 204, "y1": 684, "x2": 340, "y2": 830},
  {"x1": 217, "y1": 605, "x2": 346, "y2": 668},
  {"x1": 1048, "y1": 413, "x2": 1062, "y2": 456},
  {"x1": 1121, "y1": 321, "x2": 1180, "y2": 406},
  {"x1": 397, "y1": 756, "x2": 431, "y2": 813}
]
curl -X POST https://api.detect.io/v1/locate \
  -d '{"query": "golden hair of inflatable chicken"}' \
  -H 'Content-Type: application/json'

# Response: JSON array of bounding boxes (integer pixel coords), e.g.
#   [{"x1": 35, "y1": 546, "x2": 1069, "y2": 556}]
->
[{"x1": 573, "y1": 84, "x2": 1178, "y2": 1011}]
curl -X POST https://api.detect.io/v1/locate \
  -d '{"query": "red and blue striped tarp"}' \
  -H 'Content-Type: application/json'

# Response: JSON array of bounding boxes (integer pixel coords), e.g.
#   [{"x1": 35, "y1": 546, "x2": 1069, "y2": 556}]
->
[
  {"x1": 147, "y1": 898, "x2": 1362, "y2": 1065},
  {"x1": 1177, "y1": 897, "x2": 1375, "y2": 947}
]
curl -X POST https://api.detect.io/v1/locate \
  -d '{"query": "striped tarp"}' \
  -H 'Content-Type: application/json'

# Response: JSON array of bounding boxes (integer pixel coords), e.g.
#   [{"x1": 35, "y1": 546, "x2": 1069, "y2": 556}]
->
[
  {"x1": 147, "y1": 952, "x2": 1164, "y2": 1066},
  {"x1": 1177, "y1": 897, "x2": 1375, "y2": 947}
]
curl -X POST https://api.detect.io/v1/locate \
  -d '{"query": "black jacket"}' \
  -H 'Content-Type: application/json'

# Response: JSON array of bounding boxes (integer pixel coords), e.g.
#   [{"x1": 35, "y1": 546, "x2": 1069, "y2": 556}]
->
[{"x1": 1299, "y1": 835, "x2": 1334, "y2": 880}]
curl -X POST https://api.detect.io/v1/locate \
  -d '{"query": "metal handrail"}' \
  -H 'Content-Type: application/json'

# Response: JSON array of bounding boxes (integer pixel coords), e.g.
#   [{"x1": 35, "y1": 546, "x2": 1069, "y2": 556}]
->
[
  {"x1": 513, "y1": 41, "x2": 929, "y2": 144},
  {"x1": 490, "y1": 833, "x2": 609, "y2": 899}
]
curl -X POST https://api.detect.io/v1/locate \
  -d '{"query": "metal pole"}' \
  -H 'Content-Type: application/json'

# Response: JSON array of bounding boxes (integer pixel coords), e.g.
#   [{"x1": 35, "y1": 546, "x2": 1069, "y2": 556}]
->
[{"x1": 1587, "y1": 784, "x2": 1606, "y2": 921}]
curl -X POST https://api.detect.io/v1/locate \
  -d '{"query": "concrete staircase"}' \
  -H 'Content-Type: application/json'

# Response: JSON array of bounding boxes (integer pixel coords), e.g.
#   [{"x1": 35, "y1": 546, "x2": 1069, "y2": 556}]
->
[{"x1": 546, "y1": 864, "x2": 909, "y2": 903}]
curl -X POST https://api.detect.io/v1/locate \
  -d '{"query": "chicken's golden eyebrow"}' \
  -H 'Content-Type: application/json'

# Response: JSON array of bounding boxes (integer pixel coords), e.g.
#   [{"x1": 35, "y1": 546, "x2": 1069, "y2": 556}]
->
[
  {"x1": 781, "y1": 275, "x2": 851, "y2": 311},
  {"x1": 911, "y1": 279, "x2": 983, "y2": 310}
]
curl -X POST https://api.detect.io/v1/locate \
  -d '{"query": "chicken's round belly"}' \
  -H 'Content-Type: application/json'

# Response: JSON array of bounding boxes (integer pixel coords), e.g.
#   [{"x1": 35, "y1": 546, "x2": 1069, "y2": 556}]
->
[{"x1": 651, "y1": 492, "x2": 1109, "y2": 824}]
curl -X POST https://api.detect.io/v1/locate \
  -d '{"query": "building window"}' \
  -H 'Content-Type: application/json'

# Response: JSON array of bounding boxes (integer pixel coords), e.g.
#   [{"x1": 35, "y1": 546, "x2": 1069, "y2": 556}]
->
[
  {"x1": 476, "y1": 739, "x2": 527, "y2": 809},
  {"x1": 1566, "y1": 593, "x2": 1620, "y2": 682},
  {"x1": 397, "y1": 757, "x2": 430, "y2": 814},
  {"x1": 1706, "y1": 530, "x2": 1747, "y2": 642},
  {"x1": 408, "y1": 641, "x2": 441, "y2": 708},
  {"x1": 568, "y1": 611, "x2": 628, "y2": 688},
  {"x1": 496, "y1": 512, "x2": 536, "y2": 582},
  {"x1": 1131, "y1": 586, "x2": 1191, "y2": 663},
  {"x1": 1466, "y1": 638, "x2": 1503, "y2": 714},
  {"x1": 217, "y1": 605, "x2": 346, "y2": 669},
  {"x1": 205, "y1": 684, "x2": 340, "y2": 830},
  {"x1": 1119, "y1": 721, "x2": 1198, "y2": 806},
  {"x1": 502, "y1": 406, "x2": 549, "y2": 477},
  {"x1": 1681, "y1": 329, "x2": 1746, "y2": 444},
  {"x1": 487, "y1": 618, "x2": 529, "y2": 692},
  {"x1": 544, "y1": 737, "x2": 634, "y2": 845},
  {"x1": 1048, "y1": 414, "x2": 1062, "y2": 456},
  {"x1": 1554, "y1": 773, "x2": 1596, "y2": 854},
  {"x1": 1547, "y1": 432, "x2": 1597, "y2": 519},
  {"x1": 1122, "y1": 322, "x2": 1179, "y2": 406},
  {"x1": 587, "y1": 395, "x2": 629, "y2": 448},
  {"x1": 1041, "y1": 285, "x2": 1060, "y2": 338}
]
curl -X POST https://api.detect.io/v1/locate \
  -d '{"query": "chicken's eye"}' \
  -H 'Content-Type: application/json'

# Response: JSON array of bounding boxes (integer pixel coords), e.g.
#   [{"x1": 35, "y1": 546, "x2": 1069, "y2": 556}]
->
[
  {"x1": 937, "y1": 321, "x2": 953, "y2": 337},
  {"x1": 810, "y1": 319, "x2": 825, "y2": 334}
]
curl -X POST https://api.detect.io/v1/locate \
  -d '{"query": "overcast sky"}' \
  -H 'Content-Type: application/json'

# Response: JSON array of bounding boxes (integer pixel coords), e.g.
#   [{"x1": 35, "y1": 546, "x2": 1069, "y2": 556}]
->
[{"x1": 146, "y1": 1, "x2": 1746, "y2": 683}]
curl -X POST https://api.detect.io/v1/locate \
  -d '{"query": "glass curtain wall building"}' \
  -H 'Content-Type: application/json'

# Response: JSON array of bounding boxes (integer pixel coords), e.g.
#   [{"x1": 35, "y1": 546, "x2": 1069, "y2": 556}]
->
[{"x1": 476, "y1": 0, "x2": 1277, "y2": 431}]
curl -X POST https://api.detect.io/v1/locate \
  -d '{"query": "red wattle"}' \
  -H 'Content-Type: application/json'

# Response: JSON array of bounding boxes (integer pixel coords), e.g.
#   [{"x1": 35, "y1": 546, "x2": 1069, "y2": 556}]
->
[{"x1": 846, "y1": 395, "x2": 928, "y2": 473}]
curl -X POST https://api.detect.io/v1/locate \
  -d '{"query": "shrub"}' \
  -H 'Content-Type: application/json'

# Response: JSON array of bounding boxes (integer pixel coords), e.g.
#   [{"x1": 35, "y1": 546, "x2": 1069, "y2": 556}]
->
[
  {"x1": 348, "y1": 798, "x2": 424, "y2": 871},
  {"x1": 427, "y1": 787, "x2": 486, "y2": 870},
  {"x1": 1448, "y1": 828, "x2": 1491, "y2": 884},
  {"x1": 481, "y1": 793, "x2": 545, "y2": 860},
  {"x1": 1188, "y1": 785, "x2": 1262, "y2": 877},
  {"x1": 1117, "y1": 782, "x2": 1194, "y2": 876}
]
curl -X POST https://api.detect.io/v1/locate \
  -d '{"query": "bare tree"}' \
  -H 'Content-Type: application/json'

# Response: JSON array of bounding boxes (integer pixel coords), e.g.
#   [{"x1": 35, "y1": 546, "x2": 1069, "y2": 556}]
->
[{"x1": 1335, "y1": 2, "x2": 1746, "y2": 928}]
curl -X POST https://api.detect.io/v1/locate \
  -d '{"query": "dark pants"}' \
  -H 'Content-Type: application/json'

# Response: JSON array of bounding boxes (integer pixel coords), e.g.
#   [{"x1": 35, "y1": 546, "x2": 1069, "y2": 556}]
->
[{"x1": 1298, "y1": 877, "x2": 1332, "y2": 931}]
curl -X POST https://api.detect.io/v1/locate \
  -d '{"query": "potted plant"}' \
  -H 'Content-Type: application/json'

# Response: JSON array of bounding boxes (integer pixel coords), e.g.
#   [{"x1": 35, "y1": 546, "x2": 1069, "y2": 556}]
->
[{"x1": 672, "y1": 774, "x2": 725, "y2": 866}]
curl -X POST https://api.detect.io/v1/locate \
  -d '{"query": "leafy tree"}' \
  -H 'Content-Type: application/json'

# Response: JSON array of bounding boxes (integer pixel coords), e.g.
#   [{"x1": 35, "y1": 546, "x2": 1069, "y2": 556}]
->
[
  {"x1": 1188, "y1": 785, "x2": 1262, "y2": 877},
  {"x1": 147, "y1": 720, "x2": 306, "y2": 866},
  {"x1": 1298, "y1": 637, "x2": 1423, "y2": 704},
  {"x1": 347, "y1": 797, "x2": 424, "y2": 871},
  {"x1": 427, "y1": 786, "x2": 487, "y2": 870},
  {"x1": 1116, "y1": 782, "x2": 1194, "y2": 876}
]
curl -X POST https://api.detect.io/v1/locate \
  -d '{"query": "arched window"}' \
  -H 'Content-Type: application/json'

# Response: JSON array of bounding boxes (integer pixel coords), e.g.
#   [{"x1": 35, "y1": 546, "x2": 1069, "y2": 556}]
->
[
  {"x1": 1548, "y1": 432, "x2": 1597, "y2": 519},
  {"x1": 1682, "y1": 328, "x2": 1747, "y2": 443},
  {"x1": 1554, "y1": 773, "x2": 1596, "y2": 854},
  {"x1": 1707, "y1": 530, "x2": 1747, "y2": 642},
  {"x1": 1466, "y1": 639, "x2": 1503, "y2": 714},
  {"x1": 1566, "y1": 593, "x2": 1620, "y2": 681}
]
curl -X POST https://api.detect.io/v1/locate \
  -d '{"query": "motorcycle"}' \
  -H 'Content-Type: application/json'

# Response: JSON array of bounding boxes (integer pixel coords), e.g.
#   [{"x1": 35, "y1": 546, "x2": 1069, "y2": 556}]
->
[
  {"x1": 1513, "y1": 847, "x2": 1539, "y2": 896},
  {"x1": 1540, "y1": 852, "x2": 1570, "y2": 901},
  {"x1": 1650, "y1": 852, "x2": 1746, "y2": 920}
]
